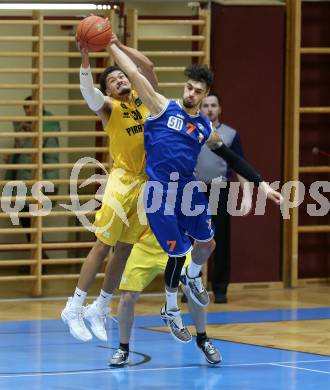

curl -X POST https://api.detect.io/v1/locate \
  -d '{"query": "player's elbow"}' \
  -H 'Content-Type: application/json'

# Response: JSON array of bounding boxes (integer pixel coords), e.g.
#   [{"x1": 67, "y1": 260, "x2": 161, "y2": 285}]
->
[{"x1": 80, "y1": 85, "x2": 105, "y2": 112}]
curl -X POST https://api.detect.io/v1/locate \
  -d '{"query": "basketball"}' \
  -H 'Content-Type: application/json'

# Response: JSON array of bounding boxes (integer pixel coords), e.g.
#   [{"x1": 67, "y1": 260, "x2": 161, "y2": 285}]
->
[{"x1": 76, "y1": 15, "x2": 112, "y2": 52}]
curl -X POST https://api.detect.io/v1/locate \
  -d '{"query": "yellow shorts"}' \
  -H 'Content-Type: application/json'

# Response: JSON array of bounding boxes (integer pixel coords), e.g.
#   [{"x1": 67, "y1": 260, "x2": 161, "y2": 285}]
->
[
  {"x1": 94, "y1": 169, "x2": 148, "y2": 246},
  {"x1": 119, "y1": 229, "x2": 191, "y2": 292}
]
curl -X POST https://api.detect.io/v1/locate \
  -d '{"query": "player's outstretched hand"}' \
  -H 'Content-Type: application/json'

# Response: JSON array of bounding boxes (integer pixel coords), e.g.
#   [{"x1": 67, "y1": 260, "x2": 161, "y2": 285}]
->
[
  {"x1": 260, "y1": 182, "x2": 283, "y2": 205},
  {"x1": 76, "y1": 39, "x2": 89, "y2": 68},
  {"x1": 106, "y1": 32, "x2": 119, "y2": 51},
  {"x1": 76, "y1": 39, "x2": 88, "y2": 55},
  {"x1": 241, "y1": 194, "x2": 253, "y2": 216},
  {"x1": 110, "y1": 32, "x2": 120, "y2": 45}
]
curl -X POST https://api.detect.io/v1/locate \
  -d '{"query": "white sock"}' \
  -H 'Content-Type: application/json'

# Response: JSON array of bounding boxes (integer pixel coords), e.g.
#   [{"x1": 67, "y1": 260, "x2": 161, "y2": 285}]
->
[
  {"x1": 95, "y1": 289, "x2": 113, "y2": 308},
  {"x1": 71, "y1": 287, "x2": 87, "y2": 307},
  {"x1": 187, "y1": 260, "x2": 202, "y2": 278},
  {"x1": 165, "y1": 288, "x2": 178, "y2": 311}
]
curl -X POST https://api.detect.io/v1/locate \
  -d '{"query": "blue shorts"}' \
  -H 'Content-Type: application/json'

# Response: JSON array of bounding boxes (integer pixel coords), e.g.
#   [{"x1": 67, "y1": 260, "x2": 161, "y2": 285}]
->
[{"x1": 144, "y1": 182, "x2": 215, "y2": 256}]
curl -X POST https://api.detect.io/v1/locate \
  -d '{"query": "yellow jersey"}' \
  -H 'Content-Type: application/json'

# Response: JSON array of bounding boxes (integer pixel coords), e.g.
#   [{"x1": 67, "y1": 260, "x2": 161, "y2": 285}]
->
[{"x1": 104, "y1": 91, "x2": 149, "y2": 176}]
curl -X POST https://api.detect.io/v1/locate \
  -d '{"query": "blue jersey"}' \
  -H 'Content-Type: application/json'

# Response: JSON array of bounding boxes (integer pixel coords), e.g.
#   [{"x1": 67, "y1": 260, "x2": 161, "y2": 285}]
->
[{"x1": 144, "y1": 100, "x2": 213, "y2": 189}]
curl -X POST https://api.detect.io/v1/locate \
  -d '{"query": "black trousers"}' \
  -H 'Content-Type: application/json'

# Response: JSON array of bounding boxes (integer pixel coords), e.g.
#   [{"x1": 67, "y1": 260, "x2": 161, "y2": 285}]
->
[{"x1": 207, "y1": 184, "x2": 230, "y2": 295}]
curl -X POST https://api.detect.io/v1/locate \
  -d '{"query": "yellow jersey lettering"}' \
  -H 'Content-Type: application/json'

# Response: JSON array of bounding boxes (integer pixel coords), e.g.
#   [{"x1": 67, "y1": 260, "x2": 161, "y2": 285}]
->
[{"x1": 126, "y1": 124, "x2": 144, "y2": 136}]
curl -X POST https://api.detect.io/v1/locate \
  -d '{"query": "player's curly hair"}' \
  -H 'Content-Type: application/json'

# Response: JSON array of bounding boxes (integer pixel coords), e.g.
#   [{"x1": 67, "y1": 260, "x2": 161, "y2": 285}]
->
[
  {"x1": 99, "y1": 65, "x2": 127, "y2": 95},
  {"x1": 184, "y1": 64, "x2": 214, "y2": 89}
]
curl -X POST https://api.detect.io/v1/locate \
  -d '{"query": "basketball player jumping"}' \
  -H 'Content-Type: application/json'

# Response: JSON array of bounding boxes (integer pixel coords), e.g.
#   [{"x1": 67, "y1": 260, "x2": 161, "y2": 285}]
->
[
  {"x1": 61, "y1": 35, "x2": 158, "y2": 342},
  {"x1": 62, "y1": 32, "x2": 281, "y2": 347},
  {"x1": 107, "y1": 41, "x2": 283, "y2": 341}
]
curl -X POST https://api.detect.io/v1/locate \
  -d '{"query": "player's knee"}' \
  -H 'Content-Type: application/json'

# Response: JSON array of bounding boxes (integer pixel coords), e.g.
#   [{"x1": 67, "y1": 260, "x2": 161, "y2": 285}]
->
[
  {"x1": 120, "y1": 290, "x2": 140, "y2": 306},
  {"x1": 94, "y1": 239, "x2": 111, "y2": 258},
  {"x1": 114, "y1": 242, "x2": 133, "y2": 260},
  {"x1": 197, "y1": 238, "x2": 216, "y2": 254}
]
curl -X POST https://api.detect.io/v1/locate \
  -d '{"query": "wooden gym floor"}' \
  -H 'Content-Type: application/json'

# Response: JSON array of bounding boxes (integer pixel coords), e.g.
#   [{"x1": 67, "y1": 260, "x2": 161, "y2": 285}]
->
[{"x1": 0, "y1": 284, "x2": 329, "y2": 389}]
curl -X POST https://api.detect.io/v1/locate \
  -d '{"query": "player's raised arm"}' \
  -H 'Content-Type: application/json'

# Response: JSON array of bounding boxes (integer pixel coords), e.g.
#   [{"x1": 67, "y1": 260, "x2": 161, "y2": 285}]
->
[
  {"x1": 111, "y1": 33, "x2": 158, "y2": 89},
  {"x1": 78, "y1": 43, "x2": 112, "y2": 126},
  {"x1": 106, "y1": 42, "x2": 166, "y2": 117}
]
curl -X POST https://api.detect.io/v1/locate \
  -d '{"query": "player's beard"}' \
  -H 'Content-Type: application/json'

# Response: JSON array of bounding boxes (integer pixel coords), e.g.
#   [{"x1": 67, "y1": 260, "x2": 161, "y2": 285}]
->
[
  {"x1": 118, "y1": 86, "x2": 131, "y2": 96},
  {"x1": 182, "y1": 97, "x2": 195, "y2": 109}
]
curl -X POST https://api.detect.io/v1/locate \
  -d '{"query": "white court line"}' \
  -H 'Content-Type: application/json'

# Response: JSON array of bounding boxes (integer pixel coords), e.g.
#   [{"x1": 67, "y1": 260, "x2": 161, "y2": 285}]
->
[
  {"x1": 270, "y1": 363, "x2": 330, "y2": 375},
  {"x1": 223, "y1": 359, "x2": 330, "y2": 367},
  {"x1": 109, "y1": 316, "x2": 118, "y2": 324},
  {"x1": 0, "y1": 359, "x2": 329, "y2": 379}
]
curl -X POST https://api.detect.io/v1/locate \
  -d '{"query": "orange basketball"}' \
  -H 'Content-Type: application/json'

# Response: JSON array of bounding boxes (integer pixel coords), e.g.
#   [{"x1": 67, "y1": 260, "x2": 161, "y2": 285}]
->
[{"x1": 76, "y1": 15, "x2": 112, "y2": 52}]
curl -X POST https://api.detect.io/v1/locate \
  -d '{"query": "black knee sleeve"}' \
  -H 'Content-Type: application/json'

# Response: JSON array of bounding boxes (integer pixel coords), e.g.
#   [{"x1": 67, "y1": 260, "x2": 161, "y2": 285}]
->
[{"x1": 164, "y1": 256, "x2": 186, "y2": 288}]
